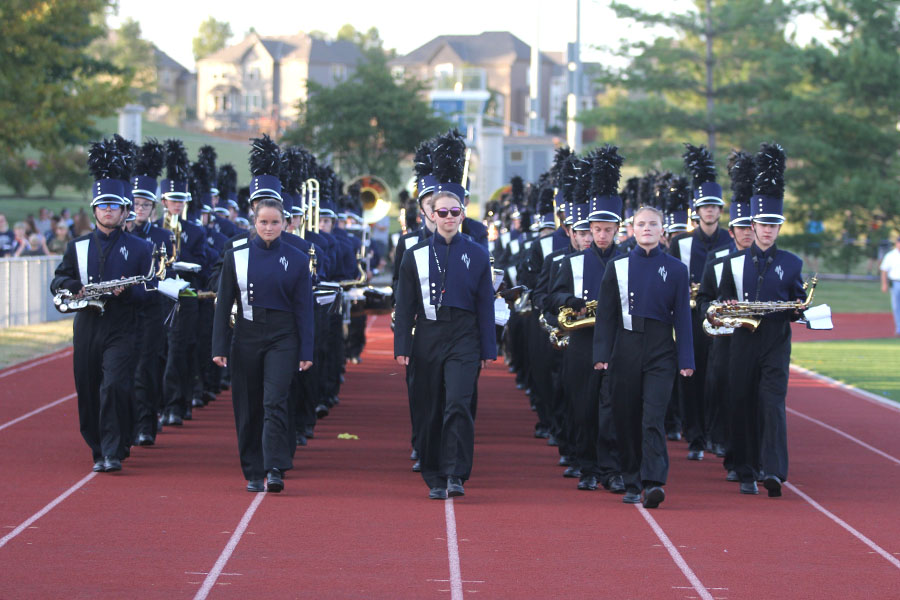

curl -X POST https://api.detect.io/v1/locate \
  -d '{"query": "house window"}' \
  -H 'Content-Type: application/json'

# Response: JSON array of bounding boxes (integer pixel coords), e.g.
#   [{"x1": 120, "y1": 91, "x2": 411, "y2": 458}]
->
[
  {"x1": 391, "y1": 65, "x2": 405, "y2": 79},
  {"x1": 332, "y1": 64, "x2": 347, "y2": 81},
  {"x1": 509, "y1": 150, "x2": 525, "y2": 164}
]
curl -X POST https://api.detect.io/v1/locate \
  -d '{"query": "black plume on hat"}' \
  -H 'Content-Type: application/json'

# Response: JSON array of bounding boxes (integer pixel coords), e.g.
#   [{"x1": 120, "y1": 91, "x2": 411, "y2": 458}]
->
[
  {"x1": 573, "y1": 152, "x2": 593, "y2": 202},
  {"x1": 316, "y1": 164, "x2": 335, "y2": 202},
  {"x1": 135, "y1": 138, "x2": 165, "y2": 178},
  {"x1": 198, "y1": 145, "x2": 217, "y2": 173},
  {"x1": 191, "y1": 161, "x2": 211, "y2": 196},
  {"x1": 413, "y1": 139, "x2": 434, "y2": 179},
  {"x1": 431, "y1": 129, "x2": 466, "y2": 184},
  {"x1": 551, "y1": 147, "x2": 572, "y2": 189},
  {"x1": 639, "y1": 172, "x2": 658, "y2": 208},
  {"x1": 682, "y1": 143, "x2": 717, "y2": 188},
  {"x1": 111, "y1": 134, "x2": 137, "y2": 179},
  {"x1": 727, "y1": 150, "x2": 754, "y2": 204},
  {"x1": 164, "y1": 139, "x2": 190, "y2": 182},
  {"x1": 753, "y1": 142, "x2": 785, "y2": 199},
  {"x1": 591, "y1": 144, "x2": 625, "y2": 198},
  {"x1": 511, "y1": 175, "x2": 524, "y2": 203},
  {"x1": 622, "y1": 177, "x2": 640, "y2": 211},
  {"x1": 560, "y1": 154, "x2": 579, "y2": 204},
  {"x1": 667, "y1": 175, "x2": 691, "y2": 213},
  {"x1": 538, "y1": 186, "x2": 555, "y2": 214},
  {"x1": 280, "y1": 146, "x2": 297, "y2": 192},
  {"x1": 217, "y1": 164, "x2": 237, "y2": 197},
  {"x1": 249, "y1": 134, "x2": 281, "y2": 177},
  {"x1": 87, "y1": 138, "x2": 125, "y2": 180},
  {"x1": 653, "y1": 172, "x2": 673, "y2": 209},
  {"x1": 398, "y1": 189, "x2": 410, "y2": 203}
]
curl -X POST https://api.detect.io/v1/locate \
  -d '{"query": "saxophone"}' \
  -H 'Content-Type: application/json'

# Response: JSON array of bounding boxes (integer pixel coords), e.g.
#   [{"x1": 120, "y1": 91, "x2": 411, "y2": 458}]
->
[
  {"x1": 704, "y1": 275, "x2": 818, "y2": 337},
  {"x1": 539, "y1": 312, "x2": 568, "y2": 349},
  {"x1": 558, "y1": 300, "x2": 598, "y2": 332},
  {"x1": 53, "y1": 246, "x2": 166, "y2": 315},
  {"x1": 689, "y1": 282, "x2": 700, "y2": 309}
]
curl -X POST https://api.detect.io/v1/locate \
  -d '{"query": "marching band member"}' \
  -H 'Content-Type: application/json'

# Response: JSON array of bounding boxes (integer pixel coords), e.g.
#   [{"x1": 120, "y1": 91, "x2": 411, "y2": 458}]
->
[
  {"x1": 130, "y1": 139, "x2": 174, "y2": 445},
  {"x1": 696, "y1": 150, "x2": 756, "y2": 478},
  {"x1": 394, "y1": 132, "x2": 496, "y2": 500},
  {"x1": 712, "y1": 143, "x2": 804, "y2": 497},
  {"x1": 50, "y1": 139, "x2": 155, "y2": 473},
  {"x1": 669, "y1": 145, "x2": 735, "y2": 460},
  {"x1": 549, "y1": 145, "x2": 625, "y2": 492},
  {"x1": 212, "y1": 186, "x2": 314, "y2": 492},
  {"x1": 593, "y1": 205, "x2": 694, "y2": 508}
]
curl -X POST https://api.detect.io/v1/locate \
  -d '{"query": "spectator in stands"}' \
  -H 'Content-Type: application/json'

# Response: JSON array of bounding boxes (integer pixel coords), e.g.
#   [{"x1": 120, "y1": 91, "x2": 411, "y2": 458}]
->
[
  {"x1": 0, "y1": 213, "x2": 13, "y2": 257},
  {"x1": 11, "y1": 222, "x2": 30, "y2": 256},
  {"x1": 21, "y1": 233, "x2": 50, "y2": 257},
  {"x1": 72, "y1": 209, "x2": 93, "y2": 236},
  {"x1": 24, "y1": 215, "x2": 37, "y2": 236},
  {"x1": 880, "y1": 235, "x2": 900, "y2": 337},
  {"x1": 60, "y1": 208, "x2": 73, "y2": 228},
  {"x1": 34, "y1": 207, "x2": 53, "y2": 236},
  {"x1": 47, "y1": 221, "x2": 72, "y2": 254}
]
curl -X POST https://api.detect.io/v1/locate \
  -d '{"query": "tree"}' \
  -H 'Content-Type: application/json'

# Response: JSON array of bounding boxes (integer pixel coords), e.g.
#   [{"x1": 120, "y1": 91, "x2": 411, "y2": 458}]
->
[
  {"x1": 193, "y1": 17, "x2": 232, "y2": 62},
  {"x1": 282, "y1": 50, "x2": 449, "y2": 187},
  {"x1": 91, "y1": 17, "x2": 159, "y2": 106},
  {"x1": 0, "y1": 0, "x2": 132, "y2": 153},
  {"x1": 581, "y1": 0, "x2": 808, "y2": 173}
]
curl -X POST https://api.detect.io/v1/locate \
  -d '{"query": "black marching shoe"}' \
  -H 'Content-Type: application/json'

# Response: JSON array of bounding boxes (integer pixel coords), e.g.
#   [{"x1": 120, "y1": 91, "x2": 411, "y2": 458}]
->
[
  {"x1": 429, "y1": 487, "x2": 448, "y2": 500},
  {"x1": 713, "y1": 443, "x2": 726, "y2": 458},
  {"x1": 202, "y1": 390, "x2": 216, "y2": 404},
  {"x1": 136, "y1": 433, "x2": 154, "y2": 446},
  {"x1": 547, "y1": 435, "x2": 559, "y2": 447},
  {"x1": 666, "y1": 431, "x2": 682, "y2": 441},
  {"x1": 687, "y1": 449, "x2": 704, "y2": 461},
  {"x1": 726, "y1": 470, "x2": 739, "y2": 482},
  {"x1": 604, "y1": 474, "x2": 626, "y2": 494},
  {"x1": 412, "y1": 461, "x2": 421, "y2": 472},
  {"x1": 622, "y1": 489, "x2": 642, "y2": 504},
  {"x1": 740, "y1": 481, "x2": 759, "y2": 495},
  {"x1": 315, "y1": 403, "x2": 330, "y2": 419},
  {"x1": 410, "y1": 449, "x2": 418, "y2": 461},
  {"x1": 562, "y1": 466, "x2": 582, "y2": 478},
  {"x1": 191, "y1": 397, "x2": 205, "y2": 408},
  {"x1": 304, "y1": 425, "x2": 315, "y2": 439},
  {"x1": 165, "y1": 411, "x2": 183, "y2": 426},
  {"x1": 763, "y1": 475, "x2": 783, "y2": 498},
  {"x1": 184, "y1": 407, "x2": 192, "y2": 421},
  {"x1": 92, "y1": 459, "x2": 105, "y2": 472},
  {"x1": 642, "y1": 486, "x2": 665, "y2": 509},
  {"x1": 558, "y1": 455, "x2": 572, "y2": 467},
  {"x1": 577, "y1": 475, "x2": 598, "y2": 491},
  {"x1": 102, "y1": 456, "x2": 122, "y2": 472},
  {"x1": 266, "y1": 468, "x2": 284, "y2": 493},
  {"x1": 296, "y1": 432, "x2": 307, "y2": 447},
  {"x1": 220, "y1": 380, "x2": 230, "y2": 391},
  {"x1": 246, "y1": 479, "x2": 265, "y2": 493},
  {"x1": 447, "y1": 477, "x2": 465, "y2": 497}
]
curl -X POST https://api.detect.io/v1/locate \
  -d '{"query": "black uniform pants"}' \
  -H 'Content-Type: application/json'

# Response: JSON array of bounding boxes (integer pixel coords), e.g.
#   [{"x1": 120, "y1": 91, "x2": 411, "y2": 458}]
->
[
  {"x1": 73, "y1": 305, "x2": 137, "y2": 461},
  {"x1": 681, "y1": 310, "x2": 710, "y2": 451},
  {"x1": 729, "y1": 319, "x2": 791, "y2": 483},
  {"x1": 526, "y1": 313, "x2": 557, "y2": 436},
  {"x1": 563, "y1": 329, "x2": 601, "y2": 476},
  {"x1": 133, "y1": 296, "x2": 167, "y2": 439},
  {"x1": 412, "y1": 307, "x2": 480, "y2": 489},
  {"x1": 231, "y1": 309, "x2": 299, "y2": 481},
  {"x1": 346, "y1": 313, "x2": 367, "y2": 359},
  {"x1": 705, "y1": 336, "x2": 732, "y2": 461},
  {"x1": 196, "y1": 297, "x2": 217, "y2": 395},
  {"x1": 507, "y1": 311, "x2": 528, "y2": 385},
  {"x1": 163, "y1": 296, "x2": 199, "y2": 417},
  {"x1": 609, "y1": 319, "x2": 677, "y2": 492}
]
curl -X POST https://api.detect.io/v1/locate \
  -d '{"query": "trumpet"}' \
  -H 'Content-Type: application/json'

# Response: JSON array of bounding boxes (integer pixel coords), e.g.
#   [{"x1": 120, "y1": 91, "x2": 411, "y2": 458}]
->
[
  {"x1": 704, "y1": 275, "x2": 818, "y2": 337},
  {"x1": 53, "y1": 246, "x2": 167, "y2": 315},
  {"x1": 558, "y1": 300, "x2": 598, "y2": 332}
]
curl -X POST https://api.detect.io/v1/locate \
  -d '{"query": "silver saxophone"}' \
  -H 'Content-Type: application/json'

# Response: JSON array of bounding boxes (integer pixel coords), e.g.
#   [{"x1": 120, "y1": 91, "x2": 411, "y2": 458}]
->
[{"x1": 53, "y1": 246, "x2": 166, "y2": 315}]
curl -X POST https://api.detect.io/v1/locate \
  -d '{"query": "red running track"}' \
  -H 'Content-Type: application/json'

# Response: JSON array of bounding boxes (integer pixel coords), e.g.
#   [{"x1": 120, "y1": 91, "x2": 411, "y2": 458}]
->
[
  {"x1": 791, "y1": 312, "x2": 894, "y2": 342},
  {"x1": 1, "y1": 316, "x2": 899, "y2": 599}
]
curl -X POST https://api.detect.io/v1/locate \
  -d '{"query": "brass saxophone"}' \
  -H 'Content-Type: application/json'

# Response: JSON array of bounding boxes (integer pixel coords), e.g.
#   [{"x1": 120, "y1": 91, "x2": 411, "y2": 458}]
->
[
  {"x1": 689, "y1": 282, "x2": 700, "y2": 309},
  {"x1": 558, "y1": 300, "x2": 598, "y2": 332},
  {"x1": 539, "y1": 312, "x2": 568, "y2": 349},
  {"x1": 704, "y1": 275, "x2": 818, "y2": 337}
]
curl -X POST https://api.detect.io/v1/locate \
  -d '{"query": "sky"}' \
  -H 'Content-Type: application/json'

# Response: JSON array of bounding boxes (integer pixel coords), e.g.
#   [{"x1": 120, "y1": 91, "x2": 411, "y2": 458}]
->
[{"x1": 110, "y1": 0, "x2": 702, "y2": 70}]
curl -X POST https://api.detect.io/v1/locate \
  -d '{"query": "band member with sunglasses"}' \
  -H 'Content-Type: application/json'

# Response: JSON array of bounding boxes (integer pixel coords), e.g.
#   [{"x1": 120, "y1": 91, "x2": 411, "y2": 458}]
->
[
  {"x1": 394, "y1": 180, "x2": 496, "y2": 500},
  {"x1": 212, "y1": 194, "x2": 314, "y2": 493},
  {"x1": 593, "y1": 205, "x2": 694, "y2": 508},
  {"x1": 50, "y1": 139, "x2": 156, "y2": 473}
]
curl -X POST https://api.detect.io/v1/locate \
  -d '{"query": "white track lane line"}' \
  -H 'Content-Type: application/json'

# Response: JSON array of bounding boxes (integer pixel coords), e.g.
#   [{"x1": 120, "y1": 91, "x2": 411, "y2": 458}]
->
[
  {"x1": 0, "y1": 348, "x2": 72, "y2": 379},
  {"x1": 635, "y1": 505, "x2": 714, "y2": 600},
  {"x1": 364, "y1": 315, "x2": 379, "y2": 334},
  {"x1": 787, "y1": 407, "x2": 900, "y2": 467},
  {"x1": 444, "y1": 498, "x2": 464, "y2": 600},
  {"x1": 784, "y1": 482, "x2": 900, "y2": 571},
  {"x1": 0, "y1": 392, "x2": 76, "y2": 432},
  {"x1": 0, "y1": 471, "x2": 96, "y2": 550},
  {"x1": 790, "y1": 364, "x2": 900, "y2": 414},
  {"x1": 193, "y1": 492, "x2": 266, "y2": 600}
]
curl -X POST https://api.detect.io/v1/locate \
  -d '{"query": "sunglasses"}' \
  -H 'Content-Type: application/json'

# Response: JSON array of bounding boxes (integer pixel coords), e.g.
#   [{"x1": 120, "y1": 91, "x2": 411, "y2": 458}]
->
[
  {"x1": 95, "y1": 202, "x2": 122, "y2": 211},
  {"x1": 434, "y1": 207, "x2": 462, "y2": 218}
]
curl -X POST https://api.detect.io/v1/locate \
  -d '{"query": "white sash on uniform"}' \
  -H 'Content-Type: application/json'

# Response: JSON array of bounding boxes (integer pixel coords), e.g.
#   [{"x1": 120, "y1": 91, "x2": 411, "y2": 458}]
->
[
  {"x1": 412, "y1": 245, "x2": 437, "y2": 320},
  {"x1": 75, "y1": 239, "x2": 91, "y2": 284},
  {"x1": 678, "y1": 237, "x2": 692, "y2": 270},
  {"x1": 730, "y1": 254, "x2": 746, "y2": 300},
  {"x1": 233, "y1": 247, "x2": 253, "y2": 321},
  {"x1": 571, "y1": 254, "x2": 585, "y2": 299},
  {"x1": 614, "y1": 258, "x2": 632, "y2": 331}
]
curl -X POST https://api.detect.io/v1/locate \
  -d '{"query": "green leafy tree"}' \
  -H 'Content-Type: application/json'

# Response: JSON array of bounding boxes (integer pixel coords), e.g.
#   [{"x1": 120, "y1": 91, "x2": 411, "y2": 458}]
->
[
  {"x1": 91, "y1": 17, "x2": 159, "y2": 106},
  {"x1": 193, "y1": 17, "x2": 232, "y2": 62},
  {"x1": 282, "y1": 39, "x2": 447, "y2": 186},
  {"x1": 0, "y1": 0, "x2": 132, "y2": 153}
]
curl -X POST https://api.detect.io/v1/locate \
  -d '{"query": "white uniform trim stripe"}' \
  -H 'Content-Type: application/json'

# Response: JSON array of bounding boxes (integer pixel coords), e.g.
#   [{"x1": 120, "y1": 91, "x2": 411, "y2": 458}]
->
[
  {"x1": 614, "y1": 258, "x2": 632, "y2": 331},
  {"x1": 233, "y1": 238, "x2": 248, "y2": 249},
  {"x1": 412, "y1": 245, "x2": 437, "y2": 320},
  {"x1": 731, "y1": 254, "x2": 746, "y2": 300},
  {"x1": 233, "y1": 247, "x2": 252, "y2": 321},
  {"x1": 508, "y1": 265, "x2": 518, "y2": 286},
  {"x1": 714, "y1": 262, "x2": 724, "y2": 286},
  {"x1": 509, "y1": 239, "x2": 520, "y2": 255},
  {"x1": 540, "y1": 236, "x2": 553, "y2": 258},
  {"x1": 500, "y1": 231, "x2": 510, "y2": 248},
  {"x1": 571, "y1": 254, "x2": 585, "y2": 299},
  {"x1": 677, "y1": 237, "x2": 692, "y2": 270},
  {"x1": 75, "y1": 239, "x2": 91, "y2": 284}
]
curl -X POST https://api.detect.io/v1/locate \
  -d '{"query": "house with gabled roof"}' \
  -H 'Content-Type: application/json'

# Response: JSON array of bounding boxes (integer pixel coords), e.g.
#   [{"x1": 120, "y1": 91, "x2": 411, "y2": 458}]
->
[{"x1": 196, "y1": 32, "x2": 363, "y2": 131}]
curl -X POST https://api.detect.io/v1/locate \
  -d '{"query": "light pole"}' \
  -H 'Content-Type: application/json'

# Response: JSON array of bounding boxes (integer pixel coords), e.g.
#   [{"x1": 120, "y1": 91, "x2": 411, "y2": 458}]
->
[{"x1": 566, "y1": 0, "x2": 582, "y2": 151}]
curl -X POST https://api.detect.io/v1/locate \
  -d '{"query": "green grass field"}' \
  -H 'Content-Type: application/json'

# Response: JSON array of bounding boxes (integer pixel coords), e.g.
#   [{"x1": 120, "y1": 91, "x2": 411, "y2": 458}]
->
[
  {"x1": 792, "y1": 339, "x2": 900, "y2": 403},
  {"x1": 0, "y1": 319, "x2": 73, "y2": 370},
  {"x1": 810, "y1": 279, "x2": 890, "y2": 313}
]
